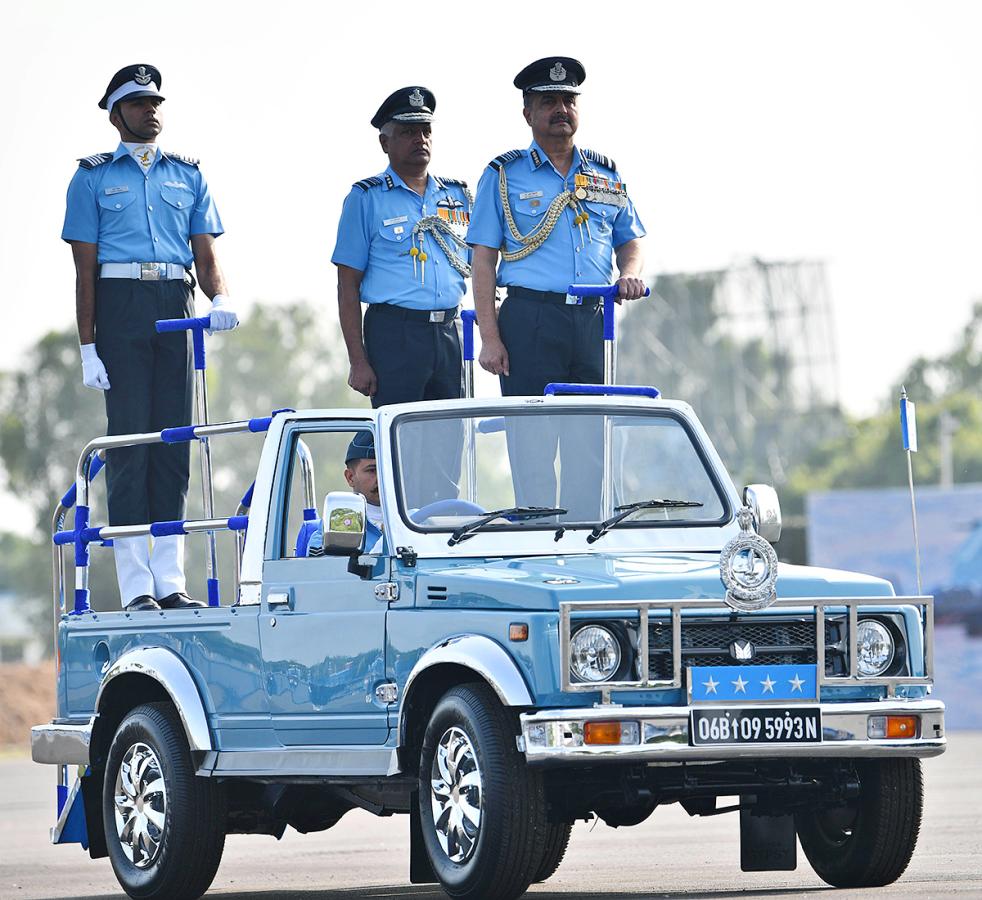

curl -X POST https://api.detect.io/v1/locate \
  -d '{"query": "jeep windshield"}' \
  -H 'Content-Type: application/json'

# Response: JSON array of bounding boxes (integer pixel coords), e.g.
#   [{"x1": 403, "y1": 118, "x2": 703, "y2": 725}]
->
[{"x1": 394, "y1": 408, "x2": 728, "y2": 534}]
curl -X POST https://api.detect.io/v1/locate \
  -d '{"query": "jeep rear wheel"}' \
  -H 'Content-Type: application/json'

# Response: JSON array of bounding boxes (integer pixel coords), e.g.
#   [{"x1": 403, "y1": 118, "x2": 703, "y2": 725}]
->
[
  {"x1": 419, "y1": 683, "x2": 547, "y2": 900},
  {"x1": 103, "y1": 702, "x2": 226, "y2": 900},
  {"x1": 797, "y1": 758, "x2": 922, "y2": 887}
]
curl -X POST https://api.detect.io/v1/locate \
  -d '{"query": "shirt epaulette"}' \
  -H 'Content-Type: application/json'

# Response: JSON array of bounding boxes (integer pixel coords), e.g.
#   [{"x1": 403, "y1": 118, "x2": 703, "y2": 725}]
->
[
  {"x1": 439, "y1": 177, "x2": 469, "y2": 188},
  {"x1": 166, "y1": 152, "x2": 201, "y2": 168},
  {"x1": 582, "y1": 149, "x2": 616, "y2": 172},
  {"x1": 488, "y1": 150, "x2": 524, "y2": 172},
  {"x1": 354, "y1": 176, "x2": 384, "y2": 192},
  {"x1": 77, "y1": 152, "x2": 113, "y2": 170}
]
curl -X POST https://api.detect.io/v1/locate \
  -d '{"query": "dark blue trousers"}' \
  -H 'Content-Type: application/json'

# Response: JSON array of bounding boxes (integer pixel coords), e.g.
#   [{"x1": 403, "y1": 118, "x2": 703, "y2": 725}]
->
[
  {"x1": 364, "y1": 303, "x2": 463, "y2": 506},
  {"x1": 95, "y1": 278, "x2": 193, "y2": 527},
  {"x1": 497, "y1": 291, "x2": 604, "y2": 521}
]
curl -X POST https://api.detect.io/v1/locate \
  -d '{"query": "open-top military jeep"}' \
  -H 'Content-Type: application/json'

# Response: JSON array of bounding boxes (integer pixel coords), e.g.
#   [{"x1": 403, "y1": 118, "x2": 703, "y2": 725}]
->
[{"x1": 33, "y1": 389, "x2": 944, "y2": 899}]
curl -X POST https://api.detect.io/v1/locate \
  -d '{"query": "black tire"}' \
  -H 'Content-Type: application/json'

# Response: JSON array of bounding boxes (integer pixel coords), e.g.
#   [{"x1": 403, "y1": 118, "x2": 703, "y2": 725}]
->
[
  {"x1": 797, "y1": 758, "x2": 923, "y2": 887},
  {"x1": 533, "y1": 821, "x2": 572, "y2": 883},
  {"x1": 419, "y1": 682, "x2": 548, "y2": 900},
  {"x1": 102, "y1": 702, "x2": 226, "y2": 900}
]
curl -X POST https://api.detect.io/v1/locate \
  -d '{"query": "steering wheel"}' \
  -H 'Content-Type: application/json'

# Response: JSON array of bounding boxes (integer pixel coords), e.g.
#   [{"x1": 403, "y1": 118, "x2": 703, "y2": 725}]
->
[{"x1": 410, "y1": 499, "x2": 486, "y2": 523}]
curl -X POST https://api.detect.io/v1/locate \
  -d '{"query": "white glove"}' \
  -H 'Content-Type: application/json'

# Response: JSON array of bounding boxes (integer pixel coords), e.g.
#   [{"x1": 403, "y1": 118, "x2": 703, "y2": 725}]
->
[
  {"x1": 208, "y1": 294, "x2": 239, "y2": 333},
  {"x1": 80, "y1": 343, "x2": 110, "y2": 391}
]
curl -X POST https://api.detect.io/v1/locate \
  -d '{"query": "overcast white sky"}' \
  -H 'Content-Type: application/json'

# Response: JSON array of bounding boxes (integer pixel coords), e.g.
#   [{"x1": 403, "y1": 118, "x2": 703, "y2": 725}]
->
[{"x1": 1, "y1": 0, "x2": 980, "y2": 421}]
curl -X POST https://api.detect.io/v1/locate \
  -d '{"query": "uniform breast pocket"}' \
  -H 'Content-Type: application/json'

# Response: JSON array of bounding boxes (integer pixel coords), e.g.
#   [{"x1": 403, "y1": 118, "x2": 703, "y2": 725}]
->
[
  {"x1": 377, "y1": 222, "x2": 409, "y2": 244},
  {"x1": 583, "y1": 201, "x2": 614, "y2": 236},
  {"x1": 161, "y1": 186, "x2": 194, "y2": 214},
  {"x1": 510, "y1": 198, "x2": 546, "y2": 235},
  {"x1": 97, "y1": 191, "x2": 137, "y2": 213}
]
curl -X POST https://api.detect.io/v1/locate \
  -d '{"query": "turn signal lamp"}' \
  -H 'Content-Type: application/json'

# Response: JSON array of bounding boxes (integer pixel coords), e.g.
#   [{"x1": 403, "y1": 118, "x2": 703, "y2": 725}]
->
[
  {"x1": 509, "y1": 623, "x2": 529, "y2": 642},
  {"x1": 584, "y1": 721, "x2": 640, "y2": 745},
  {"x1": 868, "y1": 715, "x2": 919, "y2": 739}
]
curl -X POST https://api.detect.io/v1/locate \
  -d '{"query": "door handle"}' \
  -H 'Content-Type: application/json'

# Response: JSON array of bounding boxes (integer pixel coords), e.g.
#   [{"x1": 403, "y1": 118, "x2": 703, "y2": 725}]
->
[{"x1": 267, "y1": 591, "x2": 291, "y2": 608}]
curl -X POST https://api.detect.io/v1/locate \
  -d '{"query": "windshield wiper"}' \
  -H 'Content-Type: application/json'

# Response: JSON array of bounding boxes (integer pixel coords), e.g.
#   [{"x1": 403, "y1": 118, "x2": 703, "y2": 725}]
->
[
  {"x1": 448, "y1": 506, "x2": 567, "y2": 546},
  {"x1": 586, "y1": 499, "x2": 704, "y2": 544}
]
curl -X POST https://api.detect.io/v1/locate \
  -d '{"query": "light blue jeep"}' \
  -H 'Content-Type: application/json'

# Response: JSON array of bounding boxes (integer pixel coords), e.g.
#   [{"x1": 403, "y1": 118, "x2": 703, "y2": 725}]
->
[{"x1": 32, "y1": 392, "x2": 945, "y2": 900}]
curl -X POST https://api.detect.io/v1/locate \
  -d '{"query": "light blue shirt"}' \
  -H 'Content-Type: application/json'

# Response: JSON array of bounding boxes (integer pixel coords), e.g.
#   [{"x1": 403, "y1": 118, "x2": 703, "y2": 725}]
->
[
  {"x1": 466, "y1": 141, "x2": 645, "y2": 293},
  {"x1": 332, "y1": 167, "x2": 471, "y2": 311},
  {"x1": 62, "y1": 143, "x2": 224, "y2": 267}
]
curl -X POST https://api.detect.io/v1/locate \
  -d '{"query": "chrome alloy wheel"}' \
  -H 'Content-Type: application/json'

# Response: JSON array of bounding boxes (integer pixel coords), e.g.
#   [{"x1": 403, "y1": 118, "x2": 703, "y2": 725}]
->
[
  {"x1": 430, "y1": 726, "x2": 483, "y2": 863},
  {"x1": 113, "y1": 741, "x2": 167, "y2": 868}
]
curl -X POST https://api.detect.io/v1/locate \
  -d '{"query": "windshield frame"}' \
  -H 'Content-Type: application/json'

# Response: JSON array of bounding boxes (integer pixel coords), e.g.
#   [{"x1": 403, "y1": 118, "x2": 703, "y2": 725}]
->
[{"x1": 390, "y1": 404, "x2": 733, "y2": 538}]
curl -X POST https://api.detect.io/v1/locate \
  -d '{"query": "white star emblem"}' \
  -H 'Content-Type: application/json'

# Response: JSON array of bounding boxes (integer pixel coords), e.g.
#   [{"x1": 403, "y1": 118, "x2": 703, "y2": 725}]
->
[
  {"x1": 731, "y1": 675, "x2": 748, "y2": 694},
  {"x1": 760, "y1": 675, "x2": 776, "y2": 694},
  {"x1": 789, "y1": 673, "x2": 805, "y2": 693},
  {"x1": 702, "y1": 676, "x2": 719, "y2": 695}
]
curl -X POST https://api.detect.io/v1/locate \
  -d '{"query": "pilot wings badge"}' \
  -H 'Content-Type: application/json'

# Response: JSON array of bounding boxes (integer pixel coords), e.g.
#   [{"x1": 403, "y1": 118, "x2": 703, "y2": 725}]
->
[
  {"x1": 409, "y1": 89, "x2": 425, "y2": 108},
  {"x1": 719, "y1": 507, "x2": 779, "y2": 611},
  {"x1": 134, "y1": 66, "x2": 153, "y2": 86},
  {"x1": 550, "y1": 62, "x2": 567, "y2": 82}
]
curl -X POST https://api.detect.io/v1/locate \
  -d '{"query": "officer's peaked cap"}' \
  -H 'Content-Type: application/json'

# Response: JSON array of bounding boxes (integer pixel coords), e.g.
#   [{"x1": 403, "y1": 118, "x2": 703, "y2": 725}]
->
[
  {"x1": 514, "y1": 57, "x2": 585, "y2": 94},
  {"x1": 371, "y1": 86, "x2": 436, "y2": 129},
  {"x1": 99, "y1": 64, "x2": 165, "y2": 110},
  {"x1": 345, "y1": 431, "x2": 376, "y2": 464}
]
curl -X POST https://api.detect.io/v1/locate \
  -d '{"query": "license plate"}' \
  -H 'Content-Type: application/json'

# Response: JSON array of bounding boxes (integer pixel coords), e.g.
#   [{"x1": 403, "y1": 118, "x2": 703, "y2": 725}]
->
[{"x1": 690, "y1": 707, "x2": 822, "y2": 746}]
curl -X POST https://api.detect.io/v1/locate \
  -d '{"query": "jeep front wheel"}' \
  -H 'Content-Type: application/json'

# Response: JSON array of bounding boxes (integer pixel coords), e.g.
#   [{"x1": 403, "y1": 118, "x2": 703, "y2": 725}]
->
[
  {"x1": 419, "y1": 683, "x2": 547, "y2": 900},
  {"x1": 103, "y1": 702, "x2": 226, "y2": 900},
  {"x1": 796, "y1": 758, "x2": 923, "y2": 887}
]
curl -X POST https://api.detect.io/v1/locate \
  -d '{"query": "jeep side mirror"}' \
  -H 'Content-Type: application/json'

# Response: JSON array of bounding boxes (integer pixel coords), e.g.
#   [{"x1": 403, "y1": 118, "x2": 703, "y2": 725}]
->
[
  {"x1": 321, "y1": 491, "x2": 367, "y2": 555},
  {"x1": 743, "y1": 484, "x2": 782, "y2": 543}
]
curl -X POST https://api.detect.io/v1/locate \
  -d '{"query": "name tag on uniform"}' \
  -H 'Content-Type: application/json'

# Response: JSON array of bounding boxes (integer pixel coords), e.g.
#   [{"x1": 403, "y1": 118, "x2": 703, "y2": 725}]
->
[
  {"x1": 383, "y1": 215, "x2": 409, "y2": 226},
  {"x1": 519, "y1": 190, "x2": 543, "y2": 200},
  {"x1": 105, "y1": 186, "x2": 129, "y2": 195}
]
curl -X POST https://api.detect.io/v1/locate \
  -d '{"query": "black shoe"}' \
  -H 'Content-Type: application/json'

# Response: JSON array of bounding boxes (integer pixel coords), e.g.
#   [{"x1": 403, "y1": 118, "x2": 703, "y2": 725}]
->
[
  {"x1": 159, "y1": 592, "x2": 207, "y2": 609},
  {"x1": 126, "y1": 595, "x2": 161, "y2": 612}
]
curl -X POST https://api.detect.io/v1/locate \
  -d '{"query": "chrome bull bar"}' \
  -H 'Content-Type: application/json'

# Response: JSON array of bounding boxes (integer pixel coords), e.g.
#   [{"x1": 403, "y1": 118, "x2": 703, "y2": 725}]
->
[{"x1": 560, "y1": 595, "x2": 935, "y2": 705}]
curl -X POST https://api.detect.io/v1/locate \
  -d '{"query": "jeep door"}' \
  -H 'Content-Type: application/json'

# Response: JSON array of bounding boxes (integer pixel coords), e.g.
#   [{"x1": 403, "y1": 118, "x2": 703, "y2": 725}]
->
[{"x1": 258, "y1": 423, "x2": 392, "y2": 746}]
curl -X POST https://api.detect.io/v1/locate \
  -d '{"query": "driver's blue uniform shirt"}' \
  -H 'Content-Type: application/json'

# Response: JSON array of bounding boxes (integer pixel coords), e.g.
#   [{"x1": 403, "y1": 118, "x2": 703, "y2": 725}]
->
[
  {"x1": 466, "y1": 141, "x2": 645, "y2": 293},
  {"x1": 62, "y1": 143, "x2": 224, "y2": 267},
  {"x1": 332, "y1": 166, "x2": 471, "y2": 311}
]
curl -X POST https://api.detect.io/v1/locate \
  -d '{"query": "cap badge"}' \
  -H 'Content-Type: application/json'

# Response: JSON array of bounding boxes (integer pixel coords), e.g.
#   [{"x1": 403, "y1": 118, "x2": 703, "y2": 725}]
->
[
  {"x1": 134, "y1": 66, "x2": 153, "y2": 86},
  {"x1": 408, "y1": 88, "x2": 425, "y2": 108},
  {"x1": 550, "y1": 62, "x2": 567, "y2": 82}
]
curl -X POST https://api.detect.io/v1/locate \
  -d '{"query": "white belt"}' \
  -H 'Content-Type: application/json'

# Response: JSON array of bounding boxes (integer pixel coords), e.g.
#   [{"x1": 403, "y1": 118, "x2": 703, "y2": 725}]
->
[{"x1": 100, "y1": 262, "x2": 187, "y2": 281}]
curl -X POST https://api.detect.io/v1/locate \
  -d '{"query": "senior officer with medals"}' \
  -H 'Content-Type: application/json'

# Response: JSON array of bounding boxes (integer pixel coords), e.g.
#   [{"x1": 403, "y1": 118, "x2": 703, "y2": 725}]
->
[
  {"x1": 62, "y1": 64, "x2": 238, "y2": 612},
  {"x1": 467, "y1": 57, "x2": 646, "y2": 519},
  {"x1": 333, "y1": 87, "x2": 472, "y2": 505}
]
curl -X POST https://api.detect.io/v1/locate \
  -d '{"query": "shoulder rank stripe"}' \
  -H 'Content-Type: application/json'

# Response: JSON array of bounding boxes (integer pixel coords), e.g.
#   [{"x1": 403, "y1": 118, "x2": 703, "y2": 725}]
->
[
  {"x1": 166, "y1": 152, "x2": 201, "y2": 167},
  {"x1": 77, "y1": 152, "x2": 113, "y2": 169},
  {"x1": 354, "y1": 176, "x2": 384, "y2": 191},
  {"x1": 438, "y1": 176, "x2": 469, "y2": 188},
  {"x1": 583, "y1": 149, "x2": 616, "y2": 172},
  {"x1": 488, "y1": 149, "x2": 524, "y2": 171}
]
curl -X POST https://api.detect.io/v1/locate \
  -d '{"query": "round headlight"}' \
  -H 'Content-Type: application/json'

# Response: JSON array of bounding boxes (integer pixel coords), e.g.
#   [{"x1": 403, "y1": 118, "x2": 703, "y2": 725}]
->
[
  {"x1": 570, "y1": 625, "x2": 621, "y2": 683},
  {"x1": 856, "y1": 620, "x2": 895, "y2": 676}
]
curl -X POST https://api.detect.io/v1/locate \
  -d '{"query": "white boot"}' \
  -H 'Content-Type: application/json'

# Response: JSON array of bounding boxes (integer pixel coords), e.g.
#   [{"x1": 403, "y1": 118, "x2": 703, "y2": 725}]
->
[
  {"x1": 113, "y1": 536, "x2": 154, "y2": 607},
  {"x1": 150, "y1": 534, "x2": 187, "y2": 599}
]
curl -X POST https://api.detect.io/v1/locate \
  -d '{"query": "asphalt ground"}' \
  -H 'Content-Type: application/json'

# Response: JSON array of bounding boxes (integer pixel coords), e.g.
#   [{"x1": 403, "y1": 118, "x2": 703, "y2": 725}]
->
[{"x1": 1, "y1": 734, "x2": 980, "y2": 900}]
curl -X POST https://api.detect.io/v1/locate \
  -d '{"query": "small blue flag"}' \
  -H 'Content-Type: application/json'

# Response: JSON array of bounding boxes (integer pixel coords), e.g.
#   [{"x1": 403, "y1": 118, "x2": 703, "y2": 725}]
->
[{"x1": 900, "y1": 387, "x2": 918, "y2": 452}]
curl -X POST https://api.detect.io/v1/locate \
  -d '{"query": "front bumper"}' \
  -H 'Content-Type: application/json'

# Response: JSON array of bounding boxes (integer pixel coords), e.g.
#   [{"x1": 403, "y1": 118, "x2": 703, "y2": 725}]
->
[
  {"x1": 520, "y1": 699, "x2": 945, "y2": 763},
  {"x1": 31, "y1": 719, "x2": 94, "y2": 765}
]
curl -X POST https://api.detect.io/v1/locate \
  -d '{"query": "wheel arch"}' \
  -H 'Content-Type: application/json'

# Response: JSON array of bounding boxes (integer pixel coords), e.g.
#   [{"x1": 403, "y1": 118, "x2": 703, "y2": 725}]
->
[
  {"x1": 397, "y1": 635, "x2": 534, "y2": 773},
  {"x1": 91, "y1": 646, "x2": 213, "y2": 769}
]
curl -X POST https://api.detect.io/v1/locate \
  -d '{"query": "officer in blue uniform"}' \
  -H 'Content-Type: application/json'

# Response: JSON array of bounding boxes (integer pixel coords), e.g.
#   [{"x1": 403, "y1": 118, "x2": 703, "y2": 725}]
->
[
  {"x1": 333, "y1": 87, "x2": 471, "y2": 506},
  {"x1": 467, "y1": 57, "x2": 647, "y2": 518},
  {"x1": 333, "y1": 86, "x2": 472, "y2": 407},
  {"x1": 307, "y1": 432, "x2": 384, "y2": 556},
  {"x1": 62, "y1": 64, "x2": 238, "y2": 612}
]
